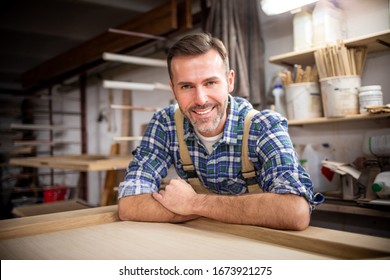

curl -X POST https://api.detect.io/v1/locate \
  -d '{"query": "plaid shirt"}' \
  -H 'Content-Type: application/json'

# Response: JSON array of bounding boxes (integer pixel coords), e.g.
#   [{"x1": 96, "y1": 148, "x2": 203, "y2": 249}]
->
[{"x1": 118, "y1": 95, "x2": 324, "y2": 208}]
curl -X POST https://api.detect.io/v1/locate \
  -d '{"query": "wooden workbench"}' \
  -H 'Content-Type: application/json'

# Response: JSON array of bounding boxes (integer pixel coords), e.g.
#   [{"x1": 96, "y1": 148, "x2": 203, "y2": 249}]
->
[{"x1": 0, "y1": 205, "x2": 389, "y2": 260}]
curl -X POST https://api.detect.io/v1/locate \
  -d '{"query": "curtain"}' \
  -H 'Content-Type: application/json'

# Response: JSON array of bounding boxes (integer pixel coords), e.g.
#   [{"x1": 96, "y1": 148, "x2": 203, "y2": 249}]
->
[{"x1": 205, "y1": 0, "x2": 266, "y2": 109}]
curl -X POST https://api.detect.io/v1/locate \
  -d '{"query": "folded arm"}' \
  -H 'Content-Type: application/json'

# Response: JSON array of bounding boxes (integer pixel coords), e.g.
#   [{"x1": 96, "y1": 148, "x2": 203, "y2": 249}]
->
[
  {"x1": 118, "y1": 193, "x2": 199, "y2": 223},
  {"x1": 152, "y1": 179, "x2": 310, "y2": 230}
]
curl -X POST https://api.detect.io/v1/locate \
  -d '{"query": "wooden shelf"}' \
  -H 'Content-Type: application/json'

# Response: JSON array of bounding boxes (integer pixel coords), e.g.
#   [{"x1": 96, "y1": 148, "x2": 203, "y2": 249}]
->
[
  {"x1": 9, "y1": 154, "x2": 132, "y2": 171},
  {"x1": 288, "y1": 113, "x2": 390, "y2": 126},
  {"x1": 13, "y1": 140, "x2": 81, "y2": 146},
  {"x1": 316, "y1": 200, "x2": 390, "y2": 218},
  {"x1": 269, "y1": 29, "x2": 390, "y2": 66},
  {"x1": 10, "y1": 123, "x2": 80, "y2": 131}
]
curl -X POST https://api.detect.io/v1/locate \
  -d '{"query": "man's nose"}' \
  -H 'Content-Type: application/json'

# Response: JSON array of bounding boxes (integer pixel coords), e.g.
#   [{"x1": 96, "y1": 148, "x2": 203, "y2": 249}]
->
[{"x1": 194, "y1": 87, "x2": 208, "y2": 105}]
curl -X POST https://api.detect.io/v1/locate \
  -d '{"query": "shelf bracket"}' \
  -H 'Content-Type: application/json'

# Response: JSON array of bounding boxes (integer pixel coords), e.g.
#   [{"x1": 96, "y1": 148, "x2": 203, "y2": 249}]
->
[{"x1": 376, "y1": 39, "x2": 390, "y2": 49}]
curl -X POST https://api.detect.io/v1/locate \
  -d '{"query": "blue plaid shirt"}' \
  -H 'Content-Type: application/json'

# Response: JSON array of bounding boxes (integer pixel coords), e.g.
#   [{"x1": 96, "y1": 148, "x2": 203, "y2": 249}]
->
[{"x1": 118, "y1": 95, "x2": 324, "y2": 208}]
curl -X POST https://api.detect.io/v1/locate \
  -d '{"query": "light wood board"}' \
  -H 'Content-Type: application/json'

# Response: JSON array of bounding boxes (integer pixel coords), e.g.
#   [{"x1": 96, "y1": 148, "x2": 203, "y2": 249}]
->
[
  {"x1": 9, "y1": 154, "x2": 132, "y2": 171},
  {"x1": 0, "y1": 206, "x2": 389, "y2": 260},
  {"x1": 0, "y1": 221, "x2": 330, "y2": 260}
]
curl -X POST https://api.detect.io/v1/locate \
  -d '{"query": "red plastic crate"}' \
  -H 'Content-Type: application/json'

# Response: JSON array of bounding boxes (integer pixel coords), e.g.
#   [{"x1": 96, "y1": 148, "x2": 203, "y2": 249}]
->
[{"x1": 43, "y1": 185, "x2": 68, "y2": 203}]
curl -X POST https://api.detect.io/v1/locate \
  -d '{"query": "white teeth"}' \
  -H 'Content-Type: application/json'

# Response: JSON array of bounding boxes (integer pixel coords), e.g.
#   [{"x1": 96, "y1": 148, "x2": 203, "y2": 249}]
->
[{"x1": 194, "y1": 107, "x2": 213, "y2": 115}]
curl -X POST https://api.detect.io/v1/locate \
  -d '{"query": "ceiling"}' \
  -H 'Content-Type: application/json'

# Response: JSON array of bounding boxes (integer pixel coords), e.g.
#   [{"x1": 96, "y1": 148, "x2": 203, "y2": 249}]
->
[{"x1": 0, "y1": 0, "x2": 176, "y2": 93}]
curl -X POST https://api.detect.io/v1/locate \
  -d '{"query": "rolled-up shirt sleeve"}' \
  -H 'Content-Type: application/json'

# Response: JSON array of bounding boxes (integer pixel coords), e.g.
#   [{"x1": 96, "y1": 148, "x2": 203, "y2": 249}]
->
[
  {"x1": 118, "y1": 109, "x2": 173, "y2": 198},
  {"x1": 251, "y1": 111, "x2": 325, "y2": 210}
]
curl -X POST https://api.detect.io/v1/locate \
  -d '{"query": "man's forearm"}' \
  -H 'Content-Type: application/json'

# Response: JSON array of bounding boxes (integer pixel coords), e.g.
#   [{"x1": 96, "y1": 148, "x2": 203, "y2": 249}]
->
[
  {"x1": 118, "y1": 194, "x2": 198, "y2": 223},
  {"x1": 192, "y1": 193, "x2": 310, "y2": 230},
  {"x1": 152, "y1": 179, "x2": 311, "y2": 230}
]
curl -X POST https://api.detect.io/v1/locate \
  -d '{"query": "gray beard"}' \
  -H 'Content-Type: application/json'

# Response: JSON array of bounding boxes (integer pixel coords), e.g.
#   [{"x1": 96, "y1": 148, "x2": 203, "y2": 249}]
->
[{"x1": 186, "y1": 98, "x2": 228, "y2": 134}]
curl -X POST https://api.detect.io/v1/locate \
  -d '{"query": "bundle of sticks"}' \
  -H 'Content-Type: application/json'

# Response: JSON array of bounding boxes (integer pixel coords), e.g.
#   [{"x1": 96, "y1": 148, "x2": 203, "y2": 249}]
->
[
  {"x1": 314, "y1": 42, "x2": 367, "y2": 79},
  {"x1": 279, "y1": 65, "x2": 319, "y2": 87}
]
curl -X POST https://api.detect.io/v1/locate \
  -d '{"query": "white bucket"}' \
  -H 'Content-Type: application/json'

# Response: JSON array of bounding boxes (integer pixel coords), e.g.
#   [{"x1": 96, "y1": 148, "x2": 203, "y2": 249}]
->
[
  {"x1": 285, "y1": 82, "x2": 323, "y2": 120},
  {"x1": 358, "y1": 85, "x2": 383, "y2": 114},
  {"x1": 320, "y1": 75, "x2": 361, "y2": 117}
]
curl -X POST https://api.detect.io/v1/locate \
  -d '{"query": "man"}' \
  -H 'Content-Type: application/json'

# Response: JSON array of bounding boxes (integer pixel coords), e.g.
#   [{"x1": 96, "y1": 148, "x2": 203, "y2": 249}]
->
[{"x1": 118, "y1": 33, "x2": 324, "y2": 230}]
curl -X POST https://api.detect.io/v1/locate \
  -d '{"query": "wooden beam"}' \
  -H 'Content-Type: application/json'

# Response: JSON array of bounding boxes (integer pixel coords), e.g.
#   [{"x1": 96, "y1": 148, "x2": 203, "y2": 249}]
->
[
  {"x1": 119, "y1": 90, "x2": 132, "y2": 156},
  {"x1": 183, "y1": 218, "x2": 390, "y2": 260},
  {"x1": 0, "y1": 208, "x2": 389, "y2": 260},
  {"x1": 178, "y1": 0, "x2": 193, "y2": 30},
  {"x1": 0, "y1": 205, "x2": 119, "y2": 240},
  {"x1": 22, "y1": 0, "x2": 178, "y2": 89},
  {"x1": 10, "y1": 124, "x2": 80, "y2": 131},
  {"x1": 100, "y1": 144, "x2": 121, "y2": 206}
]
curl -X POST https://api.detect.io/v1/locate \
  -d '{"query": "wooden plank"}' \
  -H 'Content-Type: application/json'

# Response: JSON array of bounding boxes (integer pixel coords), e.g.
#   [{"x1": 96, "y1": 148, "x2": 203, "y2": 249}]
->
[
  {"x1": 119, "y1": 90, "x2": 131, "y2": 156},
  {"x1": 9, "y1": 155, "x2": 132, "y2": 171},
  {"x1": 0, "y1": 205, "x2": 118, "y2": 240},
  {"x1": 183, "y1": 218, "x2": 390, "y2": 260},
  {"x1": 13, "y1": 140, "x2": 81, "y2": 146},
  {"x1": 22, "y1": 0, "x2": 178, "y2": 89},
  {"x1": 0, "y1": 221, "x2": 330, "y2": 260},
  {"x1": 0, "y1": 207, "x2": 389, "y2": 259},
  {"x1": 10, "y1": 123, "x2": 80, "y2": 131},
  {"x1": 178, "y1": 0, "x2": 193, "y2": 30},
  {"x1": 100, "y1": 144, "x2": 120, "y2": 206},
  {"x1": 316, "y1": 202, "x2": 390, "y2": 218}
]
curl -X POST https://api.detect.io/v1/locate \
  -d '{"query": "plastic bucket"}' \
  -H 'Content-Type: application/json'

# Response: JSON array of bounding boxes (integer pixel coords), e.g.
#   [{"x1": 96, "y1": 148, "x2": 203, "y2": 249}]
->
[
  {"x1": 320, "y1": 75, "x2": 361, "y2": 117},
  {"x1": 285, "y1": 82, "x2": 323, "y2": 120}
]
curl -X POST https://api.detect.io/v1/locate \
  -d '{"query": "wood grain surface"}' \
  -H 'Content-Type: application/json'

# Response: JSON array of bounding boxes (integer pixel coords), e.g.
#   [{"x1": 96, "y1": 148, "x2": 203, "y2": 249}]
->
[{"x1": 0, "y1": 205, "x2": 389, "y2": 260}]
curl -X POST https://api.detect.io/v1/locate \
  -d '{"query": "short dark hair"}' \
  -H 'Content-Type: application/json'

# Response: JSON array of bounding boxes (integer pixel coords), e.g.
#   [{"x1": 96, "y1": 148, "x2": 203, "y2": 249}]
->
[{"x1": 167, "y1": 32, "x2": 230, "y2": 80}]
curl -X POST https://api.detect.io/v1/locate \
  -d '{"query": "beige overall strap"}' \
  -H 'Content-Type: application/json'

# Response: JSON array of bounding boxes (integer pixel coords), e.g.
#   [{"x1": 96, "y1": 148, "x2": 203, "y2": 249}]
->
[
  {"x1": 174, "y1": 107, "x2": 212, "y2": 194},
  {"x1": 242, "y1": 109, "x2": 263, "y2": 193},
  {"x1": 242, "y1": 109, "x2": 258, "y2": 178}
]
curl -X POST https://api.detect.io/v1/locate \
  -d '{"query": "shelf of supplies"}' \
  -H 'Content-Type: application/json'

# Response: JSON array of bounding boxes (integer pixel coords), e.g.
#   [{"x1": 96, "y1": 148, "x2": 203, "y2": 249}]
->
[
  {"x1": 288, "y1": 113, "x2": 390, "y2": 126},
  {"x1": 269, "y1": 29, "x2": 390, "y2": 66}
]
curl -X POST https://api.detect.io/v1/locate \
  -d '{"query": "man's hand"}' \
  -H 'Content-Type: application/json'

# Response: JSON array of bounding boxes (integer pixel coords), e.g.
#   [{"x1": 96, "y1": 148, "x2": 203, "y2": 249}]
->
[{"x1": 152, "y1": 178, "x2": 205, "y2": 216}]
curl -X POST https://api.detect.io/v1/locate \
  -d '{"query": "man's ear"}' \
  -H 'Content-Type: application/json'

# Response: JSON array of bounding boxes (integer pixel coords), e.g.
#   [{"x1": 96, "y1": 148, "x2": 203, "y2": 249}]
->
[
  {"x1": 228, "y1": 70, "x2": 235, "y2": 93},
  {"x1": 169, "y1": 80, "x2": 176, "y2": 99}
]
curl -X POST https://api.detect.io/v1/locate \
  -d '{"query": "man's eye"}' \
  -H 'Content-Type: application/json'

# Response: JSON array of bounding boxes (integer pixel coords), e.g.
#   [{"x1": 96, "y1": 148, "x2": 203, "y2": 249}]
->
[
  {"x1": 181, "y1": 85, "x2": 191, "y2": 90},
  {"x1": 207, "y1": 81, "x2": 217, "y2": 86}
]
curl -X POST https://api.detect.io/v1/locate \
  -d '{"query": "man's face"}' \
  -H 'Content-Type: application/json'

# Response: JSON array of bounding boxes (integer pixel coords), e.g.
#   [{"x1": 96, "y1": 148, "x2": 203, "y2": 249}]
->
[{"x1": 169, "y1": 49, "x2": 235, "y2": 137}]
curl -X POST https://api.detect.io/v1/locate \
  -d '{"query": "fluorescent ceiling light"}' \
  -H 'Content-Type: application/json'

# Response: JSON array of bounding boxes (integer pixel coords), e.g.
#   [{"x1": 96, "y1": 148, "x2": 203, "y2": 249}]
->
[
  {"x1": 260, "y1": 0, "x2": 318, "y2": 15},
  {"x1": 103, "y1": 80, "x2": 171, "y2": 92},
  {"x1": 103, "y1": 52, "x2": 167, "y2": 67}
]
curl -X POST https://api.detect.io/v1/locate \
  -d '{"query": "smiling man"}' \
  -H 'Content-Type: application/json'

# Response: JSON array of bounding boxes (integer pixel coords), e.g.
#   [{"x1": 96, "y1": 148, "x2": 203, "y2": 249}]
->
[{"x1": 117, "y1": 33, "x2": 324, "y2": 230}]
